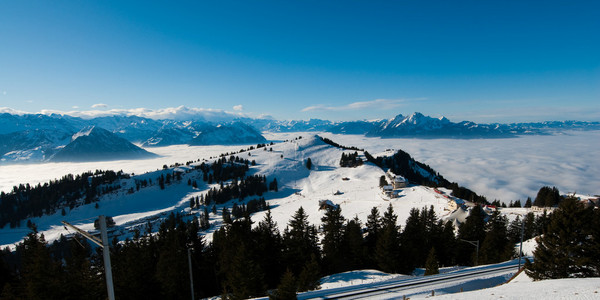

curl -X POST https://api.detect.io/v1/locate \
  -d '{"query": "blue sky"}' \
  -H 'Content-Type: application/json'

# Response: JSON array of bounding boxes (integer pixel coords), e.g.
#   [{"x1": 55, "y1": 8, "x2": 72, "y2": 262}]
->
[{"x1": 1, "y1": 1, "x2": 598, "y2": 122}]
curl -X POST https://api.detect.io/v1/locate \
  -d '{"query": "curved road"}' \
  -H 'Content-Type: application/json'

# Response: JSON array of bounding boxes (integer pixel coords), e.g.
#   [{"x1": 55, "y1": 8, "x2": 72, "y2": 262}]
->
[{"x1": 296, "y1": 259, "x2": 522, "y2": 299}]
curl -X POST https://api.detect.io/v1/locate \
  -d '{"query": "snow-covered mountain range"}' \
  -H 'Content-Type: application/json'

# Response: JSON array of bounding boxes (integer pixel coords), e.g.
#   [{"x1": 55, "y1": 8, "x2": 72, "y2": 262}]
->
[
  {"x1": 1, "y1": 111, "x2": 598, "y2": 163},
  {"x1": 50, "y1": 126, "x2": 157, "y2": 162}
]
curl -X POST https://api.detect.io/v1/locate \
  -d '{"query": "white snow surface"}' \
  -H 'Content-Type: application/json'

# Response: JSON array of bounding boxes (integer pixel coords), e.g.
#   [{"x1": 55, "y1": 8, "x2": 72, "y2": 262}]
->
[
  {"x1": 432, "y1": 273, "x2": 600, "y2": 299},
  {"x1": 315, "y1": 268, "x2": 600, "y2": 300}
]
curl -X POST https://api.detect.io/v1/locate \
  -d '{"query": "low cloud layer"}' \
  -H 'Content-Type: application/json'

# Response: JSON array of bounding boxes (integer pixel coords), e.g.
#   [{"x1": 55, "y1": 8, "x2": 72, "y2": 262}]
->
[
  {"x1": 28, "y1": 106, "x2": 247, "y2": 122},
  {"x1": 321, "y1": 131, "x2": 600, "y2": 203},
  {"x1": 91, "y1": 103, "x2": 108, "y2": 109}
]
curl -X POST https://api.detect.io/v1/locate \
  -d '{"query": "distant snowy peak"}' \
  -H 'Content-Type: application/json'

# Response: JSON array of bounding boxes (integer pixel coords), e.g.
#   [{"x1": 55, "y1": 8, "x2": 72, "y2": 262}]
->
[
  {"x1": 71, "y1": 125, "x2": 95, "y2": 141},
  {"x1": 189, "y1": 122, "x2": 266, "y2": 145},
  {"x1": 369, "y1": 112, "x2": 515, "y2": 138},
  {"x1": 50, "y1": 126, "x2": 157, "y2": 162}
]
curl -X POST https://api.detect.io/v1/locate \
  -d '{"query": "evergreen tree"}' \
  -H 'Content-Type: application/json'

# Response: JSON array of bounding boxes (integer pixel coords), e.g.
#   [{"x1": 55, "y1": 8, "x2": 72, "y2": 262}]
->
[
  {"x1": 507, "y1": 216, "x2": 523, "y2": 244},
  {"x1": 223, "y1": 243, "x2": 267, "y2": 299},
  {"x1": 283, "y1": 207, "x2": 320, "y2": 276},
  {"x1": 321, "y1": 206, "x2": 346, "y2": 273},
  {"x1": 270, "y1": 269, "x2": 297, "y2": 300},
  {"x1": 342, "y1": 217, "x2": 368, "y2": 270},
  {"x1": 457, "y1": 205, "x2": 486, "y2": 265},
  {"x1": 533, "y1": 186, "x2": 561, "y2": 207},
  {"x1": 526, "y1": 196, "x2": 598, "y2": 279},
  {"x1": 424, "y1": 247, "x2": 439, "y2": 275},
  {"x1": 18, "y1": 232, "x2": 64, "y2": 300},
  {"x1": 479, "y1": 211, "x2": 513, "y2": 264},
  {"x1": 379, "y1": 175, "x2": 388, "y2": 187},
  {"x1": 254, "y1": 210, "x2": 284, "y2": 289},
  {"x1": 375, "y1": 204, "x2": 401, "y2": 273},
  {"x1": 534, "y1": 210, "x2": 551, "y2": 235},
  {"x1": 222, "y1": 207, "x2": 232, "y2": 224},
  {"x1": 524, "y1": 197, "x2": 532, "y2": 208},
  {"x1": 156, "y1": 217, "x2": 190, "y2": 300},
  {"x1": 62, "y1": 237, "x2": 103, "y2": 300},
  {"x1": 296, "y1": 254, "x2": 321, "y2": 292},
  {"x1": 365, "y1": 206, "x2": 381, "y2": 267},
  {"x1": 400, "y1": 208, "x2": 426, "y2": 272},
  {"x1": 437, "y1": 221, "x2": 457, "y2": 266}
]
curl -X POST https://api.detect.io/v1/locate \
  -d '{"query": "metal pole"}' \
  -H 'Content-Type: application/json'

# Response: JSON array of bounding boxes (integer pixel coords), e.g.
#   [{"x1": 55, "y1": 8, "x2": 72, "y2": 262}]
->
[
  {"x1": 475, "y1": 240, "x2": 479, "y2": 266},
  {"x1": 188, "y1": 248, "x2": 194, "y2": 300},
  {"x1": 518, "y1": 217, "x2": 525, "y2": 270},
  {"x1": 99, "y1": 215, "x2": 116, "y2": 300},
  {"x1": 460, "y1": 239, "x2": 480, "y2": 266}
]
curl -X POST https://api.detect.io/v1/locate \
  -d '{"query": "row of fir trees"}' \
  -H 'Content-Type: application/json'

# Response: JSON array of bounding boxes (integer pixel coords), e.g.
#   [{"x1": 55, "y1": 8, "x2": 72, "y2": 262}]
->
[{"x1": 1, "y1": 199, "x2": 563, "y2": 300}]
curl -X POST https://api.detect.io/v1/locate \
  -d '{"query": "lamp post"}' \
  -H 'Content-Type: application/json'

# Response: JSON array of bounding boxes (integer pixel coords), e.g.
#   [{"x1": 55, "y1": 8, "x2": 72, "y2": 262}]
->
[
  {"x1": 62, "y1": 216, "x2": 115, "y2": 300},
  {"x1": 188, "y1": 247, "x2": 194, "y2": 300},
  {"x1": 460, "y1": 239, "x2": 479, "y2": 266},
  {"x1": 518, "y1": 217, "x2": 525, "y2": 270}
]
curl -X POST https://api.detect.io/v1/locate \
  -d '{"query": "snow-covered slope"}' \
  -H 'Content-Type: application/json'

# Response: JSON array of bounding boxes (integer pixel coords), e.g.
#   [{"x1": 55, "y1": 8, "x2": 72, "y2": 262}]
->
[
  {"x1": 0, "y1": 129, "x2": 72, "y2": 162},
  {"x1": 432, "y1": 271, "x2": 600, "y2": 299},
  {"x1": 189, "y1": 122, "x2": 266, "y2": 145},
  {"x1": 50, "y1": 126, "x2": 157, "y2": 162},
  {"x1": 1, "y1": 134, "x2": 466, "y2": 248}
]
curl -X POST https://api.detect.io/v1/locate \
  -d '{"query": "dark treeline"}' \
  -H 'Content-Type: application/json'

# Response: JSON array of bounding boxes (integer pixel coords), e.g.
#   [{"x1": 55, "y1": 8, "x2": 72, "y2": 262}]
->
[
  {"x1": 339, "y1": 152, "x2": 363, "y2": 168},
  {"x1": 202, "y1": 175, "x2": 273, "y2": 205},
  {"x1": 319, "y1": 136, "x2": 363, "y2": 151},
  {"x1": 0, "y1": 201, "x2": 562, "y2": 300},
  {"x1": 0, "y1": 170, "x2": 128, "y2": 229}
]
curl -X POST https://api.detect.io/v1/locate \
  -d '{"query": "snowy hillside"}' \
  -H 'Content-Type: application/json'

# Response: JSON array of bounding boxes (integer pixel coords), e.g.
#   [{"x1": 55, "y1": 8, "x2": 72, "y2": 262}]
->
[{"x1": 2, "y1": 134, "x2": 481, "y2": 249}]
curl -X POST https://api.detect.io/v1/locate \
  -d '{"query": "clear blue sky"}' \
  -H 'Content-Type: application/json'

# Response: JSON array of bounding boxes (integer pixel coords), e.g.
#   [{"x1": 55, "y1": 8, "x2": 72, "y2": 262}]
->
[{"x1": 1, "y1": 1, "x2": 598, "y2": 122}]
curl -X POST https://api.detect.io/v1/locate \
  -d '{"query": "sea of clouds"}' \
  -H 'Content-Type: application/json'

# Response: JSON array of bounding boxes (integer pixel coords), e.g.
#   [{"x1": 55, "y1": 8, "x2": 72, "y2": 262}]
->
[{"x1": 317, "y1": 130, "x2": 600, "y2": 202}]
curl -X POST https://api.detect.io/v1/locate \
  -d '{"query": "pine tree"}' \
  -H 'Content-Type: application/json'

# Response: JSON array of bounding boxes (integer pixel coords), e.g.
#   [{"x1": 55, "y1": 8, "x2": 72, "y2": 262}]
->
[
  {"x1": 507, "y1": 216, "x2": 522, "y2": 244},
  {"x1": 62, "y1": 237, "x2": 103, "y2": 300},
  {"x1": 526, "y1": 196, "x2": 597, "y2": 279},
  {"x1": 534, "y1": 209, "x2": 551, "y2": 235},
  {"x1": 18, "y1": 232, "x2": 65, "y2": 300},
  {"x1": 343, "y1": 217, "x2": 367, "y2": 271},
  {"x1": 365, "y1": 206, "x2": 381, "y2": 268},
  {"x1": 375, "y1": 204, "x2": 401, "y2": 273},
  {"x1": 533, "y1": 186, "x2": 561, "y2": 207},
  {"x1": 270, "y1": 269, "x2": 297, "y2": 300},
  {"x1": 379, "y1": 175, "x2": 388, "y2": 187},
  {"x1": 283, "y1": 207, "x2": 320, "y2": 276},
  {"x1": 400, "y1": 208, "x2": 426, "y2": 272},
  {"x1": 296, "y1": 254, "x2": 321, "y2": 292},
  {"x1": 254, "y1": 210, "x2": 284, "y2": 288},
  {"x1": 224, "y1": 243, "x2": 267, "y2": 299},
  {"x1": 479, "y1": 211, "x2": 512, "y2": 264},
  {"x1": 424, "y1": 247, "x2": 439, "y2": 275},
  {"x1": 457, "y1": 205, "x2": 486, "y2": 266},
  {"x1": 321, "y1": 206, "x2": 346, "y2": 273}
]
